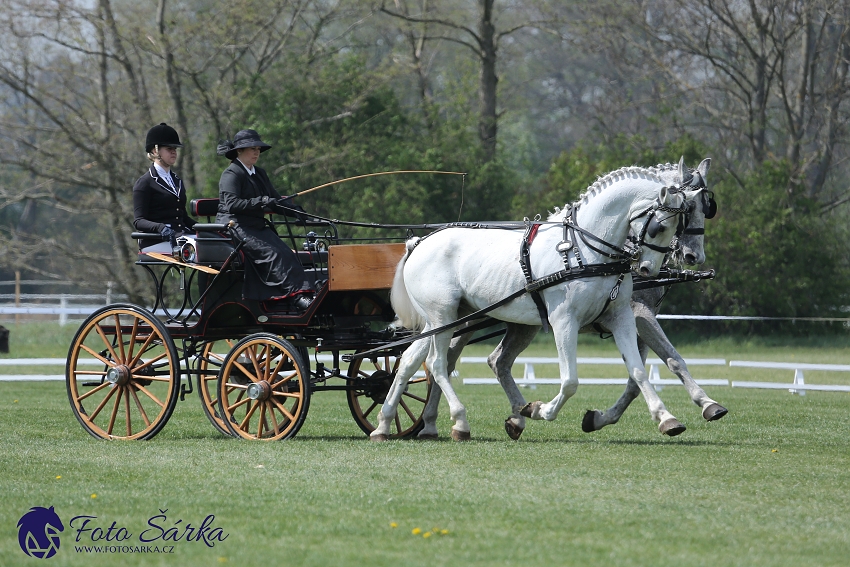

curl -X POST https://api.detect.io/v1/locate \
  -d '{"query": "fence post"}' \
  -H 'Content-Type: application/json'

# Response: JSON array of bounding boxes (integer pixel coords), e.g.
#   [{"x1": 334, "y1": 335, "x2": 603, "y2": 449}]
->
[
  {"x1": 14, "y1": 270, "x2": 20, "y2": 324},
  {"x1": 649, "y1": 363, "x2": 662, "y2": 391},
  {"x1": 522, "y1": 363, "x2": 537, "y2": 390},
  {"x1": 106, "y1": 281, "x2": 113, "y2": 305},
  {"x1": 790, "y1": 369, "x2": 806, "y2": 396},
  {"x1": 59, "y1": 296, "x2": 67, "y2": 326}
]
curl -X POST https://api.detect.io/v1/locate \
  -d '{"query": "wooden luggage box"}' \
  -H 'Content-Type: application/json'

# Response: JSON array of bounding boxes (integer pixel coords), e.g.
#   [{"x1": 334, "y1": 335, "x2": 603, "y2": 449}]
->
[{"x1": 328, "y1": 243, "x2": 406, "y2": 291}]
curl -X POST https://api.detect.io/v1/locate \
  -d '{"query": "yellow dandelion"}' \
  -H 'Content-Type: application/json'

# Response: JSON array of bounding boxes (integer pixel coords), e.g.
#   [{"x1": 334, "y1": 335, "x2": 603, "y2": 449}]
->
[
  {"x1": 440, "y1": 529, "x2": 449, "y2": 535},
  {"x1": 218, "y1": 558, "x2": 228, "y2": 563},
  {"x1": 423, "y1": 532, "x2": 432, "y2": 538},
  {"x1": 390, "y1": 522, "x2": 398, "y2": 528},
  {"x1": 771, "y1": 448, "x2": 778, "y2": 453},
  {"x1": 91, "y1": 494, "x2": 97, "y2": 499},
  {"x1": 14, "y1": 400, "x2": 18, "y2": 403},
  {"x1": 55, "y1": 476, "x2": 61, "y2": 480},
  {"x1": 412, "y1": 527, "x2": 422, "y2": 535}
]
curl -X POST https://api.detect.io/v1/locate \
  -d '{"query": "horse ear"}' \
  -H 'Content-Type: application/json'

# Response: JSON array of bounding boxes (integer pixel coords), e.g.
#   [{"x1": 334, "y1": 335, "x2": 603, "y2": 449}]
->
[
  {"x1": 698, "y1": 158, "x2": 711, "y2": 177},
  {"x1": 678, "y1": 156, "x2": 685, "y2": 181},
  {"x1": 659, "y1": 184, "x2": 670, "y2": 204}
]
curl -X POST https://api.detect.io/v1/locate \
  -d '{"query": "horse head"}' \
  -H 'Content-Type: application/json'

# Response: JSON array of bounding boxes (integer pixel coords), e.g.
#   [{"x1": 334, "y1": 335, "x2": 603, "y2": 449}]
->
[
  {"x1": 675, "y1": 157, "x2": 713, "y2": 266},
  {"x1": 629, "y1": 183, "x2": 690, "y2": 277}
]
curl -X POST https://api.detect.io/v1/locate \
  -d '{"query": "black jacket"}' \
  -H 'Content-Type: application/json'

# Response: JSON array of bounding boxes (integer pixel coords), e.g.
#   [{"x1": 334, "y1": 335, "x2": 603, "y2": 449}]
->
[
  {"x1": 216, "y1": 160, "x2": 299, "y2": 228},
  {"x1": 132, "y1": 165, "x2": 196, "y2": 235}
]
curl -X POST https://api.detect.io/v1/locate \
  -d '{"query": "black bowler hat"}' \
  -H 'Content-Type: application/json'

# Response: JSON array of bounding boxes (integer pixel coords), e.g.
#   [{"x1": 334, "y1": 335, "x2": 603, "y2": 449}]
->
[
  {"x1": 217, "y1": 129, "x2": 272, "y2": 160},
  {"x1": 145, "y1": 123, "x2": 183, "y2": 152}
]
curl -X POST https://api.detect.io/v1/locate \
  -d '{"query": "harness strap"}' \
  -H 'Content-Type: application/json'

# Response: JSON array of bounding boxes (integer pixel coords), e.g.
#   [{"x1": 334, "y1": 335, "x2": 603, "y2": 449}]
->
[
  {"x1": 519, "y1": 222, "x2": 550, "y2": 333},
  {"x1": 345, "y1": 260, "x2": 631, "y2": 362}
]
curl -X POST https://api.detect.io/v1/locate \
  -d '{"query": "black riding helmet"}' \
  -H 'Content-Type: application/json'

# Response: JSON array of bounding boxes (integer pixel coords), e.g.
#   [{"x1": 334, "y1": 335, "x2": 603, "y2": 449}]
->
[{"x1": 145, "y1": 123, "x2": 183, "y2": 153}]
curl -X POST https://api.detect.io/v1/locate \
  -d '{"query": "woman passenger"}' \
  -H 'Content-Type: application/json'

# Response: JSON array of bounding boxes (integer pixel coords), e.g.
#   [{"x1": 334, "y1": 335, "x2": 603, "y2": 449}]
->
[{"x1": 133, "y1": 123, "x2": 196, "y2": 250}]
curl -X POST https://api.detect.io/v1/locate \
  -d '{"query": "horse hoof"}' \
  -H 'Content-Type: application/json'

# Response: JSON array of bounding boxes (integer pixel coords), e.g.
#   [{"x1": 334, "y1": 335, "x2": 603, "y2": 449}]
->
[
  {"x1": 451, "y1": 429, "x2": 471, "y2": 441},
  {"x1": 582, "y1": 410, "x2": 602, "y2": 433},
  {"x1": 370, "y1": 434, "x2": 389, "y2": 442},
  {"x1": 504, "y1": 419, "x2": 524, "y2": 440},
  {"x1": 659, "y1": 418, "x2": 686, "y2": 436},
  {"x1": 702, "y1": 403, "x2": 728, "y2": 421},
  {"x1": 520, "y1": 402, "x2": 541, "y2": 418},
  {"x1": 417, "y1": 433, "x2": 439, "y2": 440}
]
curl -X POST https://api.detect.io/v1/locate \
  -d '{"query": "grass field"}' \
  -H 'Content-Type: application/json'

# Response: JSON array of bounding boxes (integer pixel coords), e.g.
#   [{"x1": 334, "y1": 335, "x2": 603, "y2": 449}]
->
[{"x1": 1, "y1": 322, "x2": 849, "y2": 566}]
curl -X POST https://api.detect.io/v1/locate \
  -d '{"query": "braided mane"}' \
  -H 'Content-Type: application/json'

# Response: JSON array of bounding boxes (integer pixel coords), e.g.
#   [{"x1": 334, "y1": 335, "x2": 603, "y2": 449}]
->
[{"x1": 548, "y1": 165, "x2": 674, "y2": 220}]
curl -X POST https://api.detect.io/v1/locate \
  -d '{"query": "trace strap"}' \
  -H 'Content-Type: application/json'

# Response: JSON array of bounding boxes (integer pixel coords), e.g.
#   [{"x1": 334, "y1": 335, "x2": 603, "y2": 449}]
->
[{"x1": 343, "y1": 260, "x2": 630, "y2": 362}]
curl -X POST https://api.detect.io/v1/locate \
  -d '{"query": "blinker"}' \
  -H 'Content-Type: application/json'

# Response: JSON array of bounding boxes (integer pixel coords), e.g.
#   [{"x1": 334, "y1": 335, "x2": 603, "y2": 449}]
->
[{"x1": 647, "y1": 215, "x2": 662, "y2": 239}]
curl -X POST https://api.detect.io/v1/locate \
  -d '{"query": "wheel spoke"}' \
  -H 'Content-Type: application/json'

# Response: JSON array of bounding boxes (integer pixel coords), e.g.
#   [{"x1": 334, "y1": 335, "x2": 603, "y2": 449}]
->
[
  {"x1": 133, "y1": 383, "x2": 165, "y2": 408},
  {"x1": 270, "y1": 370, "x2": 297, "y2": 388},
  {"x1": 128, "y1": 332, "x2": 156, "y2": 367},
  {"x1": 94, "y1": 324, "x2": 121, "y2": 365},
  {"x1": 74, "y1": 370, "x2": 108, "y2": 376},
  {"x1": 124, "y1": 388, "x2": 132, "y2": 436},
  {"x1": 271, "y1": 391, "x2": 302, "y2": 399},
  {"x1": 132, "y1": 352, "x2": 168, "y2": 373},
  {"x1": 231, "y1": 359, "x2": 258, "y2": 384},
  {"x1": 79, "y1": 344, "x2": 116, "y2": 367},
  {"x1": 246, "y1": 346, "x2": 263, "y2": 382},
  {"x1": 394, "y1": 413, "x2": 402, "y2": 434},
  {"x1": 130, "y1": 387, "x2": 151, "y2": 427},
  {"x1": 399, "y1": 399, "x2": 417, "y2": 422},
  {"x1": 114, "y1": 315, "x2": 126, "y2": 363},
  {"x1": 402, "y1": 391, "x2": 427, "y2": 404},
  {"x1": 76, "y1": 381, "x2": 110, "y2": 402},
  {"x1": 361, "y1": 399, "x2": 378, "y2": 419},
  {"x1": 239, "y1": 400, "x2": 260, "y2": 432},
  {"x1": 271, "y1": 397, "x2": 295, "y2": 421},
  {"x1": 106, "y1": 388, "x2": 122, "y2": 436},
  {"x1": 126, "y1": 317, "x2": 139, "y2": 365},
  {"x1": 227, "y1": 396, "x2": 252, "y2": 412},
  {"x1": 87, "y1": 386, "x2": 118, "y2": 420},
  {"x1": 257, "y1": 403, "x2": 266, "y2": 437},
  {"x1": 131, "y1": 374, "x2": 170, "y2": 382}
]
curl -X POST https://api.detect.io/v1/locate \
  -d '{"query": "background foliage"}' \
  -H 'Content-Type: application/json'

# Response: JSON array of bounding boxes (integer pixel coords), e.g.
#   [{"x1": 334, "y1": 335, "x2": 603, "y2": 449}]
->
[{"x1": 1, "y1": 0, "x2": 848, "y2": 322}]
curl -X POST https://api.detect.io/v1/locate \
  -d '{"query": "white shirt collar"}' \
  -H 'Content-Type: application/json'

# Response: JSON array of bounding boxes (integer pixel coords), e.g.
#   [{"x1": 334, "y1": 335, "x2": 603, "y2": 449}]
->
[
  {"x1": 153, "y1": 163, "x2": 177, "y2": 193},
  {"x1": 237, "y1": 158, "x2": 256, "y2": 176}
]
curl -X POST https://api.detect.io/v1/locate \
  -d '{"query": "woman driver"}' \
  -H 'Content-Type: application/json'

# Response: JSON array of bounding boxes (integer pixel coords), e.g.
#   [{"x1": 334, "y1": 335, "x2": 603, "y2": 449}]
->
[{"x1": 216, "y1": 129, "x2": 315, "y2": 311}]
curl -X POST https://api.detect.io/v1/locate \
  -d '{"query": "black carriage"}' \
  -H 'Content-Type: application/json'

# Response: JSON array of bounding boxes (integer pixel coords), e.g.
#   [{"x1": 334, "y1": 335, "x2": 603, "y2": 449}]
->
[{"x1": 65, "y1": 199, "x2": 433, "y2": 441}]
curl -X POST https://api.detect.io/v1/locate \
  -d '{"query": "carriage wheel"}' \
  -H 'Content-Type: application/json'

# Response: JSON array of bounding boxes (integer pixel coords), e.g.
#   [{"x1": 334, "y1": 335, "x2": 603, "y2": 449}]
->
[
  {"x1": 346, "y1": 352, "x2": 432, "y2": 438},
  {"x1": 196, "y1": 339, "x2": 236, "y2": 436},
  {"x1": 216, "y1": 334, "x2": 310, "y2": 440},
  {"x1": 66, "y1": 304, "x2": 180, "y2": 440}
]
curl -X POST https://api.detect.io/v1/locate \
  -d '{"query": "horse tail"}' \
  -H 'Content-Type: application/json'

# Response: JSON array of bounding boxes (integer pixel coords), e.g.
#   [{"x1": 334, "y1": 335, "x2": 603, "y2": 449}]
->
[{"x1": 390, "y1": 237, "x2": 425, "y2": 331}]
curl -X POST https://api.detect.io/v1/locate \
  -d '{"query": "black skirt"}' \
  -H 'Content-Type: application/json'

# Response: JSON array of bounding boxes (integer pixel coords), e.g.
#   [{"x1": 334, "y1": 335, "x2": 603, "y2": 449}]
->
[{"x1": 232, "y1": 224, "x2": 312, "y2": 301}]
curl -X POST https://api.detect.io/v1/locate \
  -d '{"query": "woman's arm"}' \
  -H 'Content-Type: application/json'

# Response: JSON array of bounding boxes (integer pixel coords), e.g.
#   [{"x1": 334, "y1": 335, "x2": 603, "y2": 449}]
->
[
  {"x1": 132, "y1": 177, "x2": 166, "y2": 233},
  {"x1": 218, "y1": 169, "x2": 270, "y2": 213}
]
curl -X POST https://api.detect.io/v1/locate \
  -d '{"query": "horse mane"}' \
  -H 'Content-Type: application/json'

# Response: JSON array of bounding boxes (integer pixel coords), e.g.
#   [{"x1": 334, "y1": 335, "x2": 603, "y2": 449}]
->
[{"x1": 548, "y1": 165, "x2": 671, "y2": 221}]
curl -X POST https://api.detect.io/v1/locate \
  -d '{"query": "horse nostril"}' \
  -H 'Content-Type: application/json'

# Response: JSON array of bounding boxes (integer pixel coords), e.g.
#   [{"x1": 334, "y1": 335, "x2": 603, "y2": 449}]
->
[
  {"x1": 639, "y1": 266, "x2": 650, "y2": 277},
  {"x1": 684, "y1": 253, "x2": 697, "y2": 265}
]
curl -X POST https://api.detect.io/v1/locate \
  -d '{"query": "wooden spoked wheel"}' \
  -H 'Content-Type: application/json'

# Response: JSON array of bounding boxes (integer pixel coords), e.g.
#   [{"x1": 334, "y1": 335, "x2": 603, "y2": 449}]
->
[
  {"x1": 66, "y1": 304, "x2": 180, "y2": 440},
  {"x1": 196, "y1": 339, "x2": 236, "y2": 436},
  {"x1": 216, "y1": 334, "x2": 310, "y2": 440},
  {"x1": 346, "y1": 352, "x2": 432, "y2": 438}
]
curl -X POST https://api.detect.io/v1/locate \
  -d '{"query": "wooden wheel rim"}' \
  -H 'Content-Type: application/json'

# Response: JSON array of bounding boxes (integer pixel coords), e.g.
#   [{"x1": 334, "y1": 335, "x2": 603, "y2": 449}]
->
[
  {"x1": 346, "y1": 353, "x2": 432, "y2": 438},
  {"x1": 217, "y1": 336, "x2": 308, "y2": 441},
  {"x1": 66, "y1": 306, "x2": 179, "y2": 440},
  {"x1": 197, "y1": 339, "x2": 236, "y2": 436}
]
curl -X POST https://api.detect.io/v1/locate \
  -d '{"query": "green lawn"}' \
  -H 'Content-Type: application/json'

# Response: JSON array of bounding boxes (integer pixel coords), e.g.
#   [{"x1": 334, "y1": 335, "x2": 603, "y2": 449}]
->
[{"x1": 1, "y1": 322, "x2": 849, "y2": 566}]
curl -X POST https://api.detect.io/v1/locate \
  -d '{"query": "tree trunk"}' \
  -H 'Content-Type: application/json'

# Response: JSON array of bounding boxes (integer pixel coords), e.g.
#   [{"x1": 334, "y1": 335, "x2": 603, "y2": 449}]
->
[{"x1": 478, "y1": 0, "x2": 498, "y2": 162}]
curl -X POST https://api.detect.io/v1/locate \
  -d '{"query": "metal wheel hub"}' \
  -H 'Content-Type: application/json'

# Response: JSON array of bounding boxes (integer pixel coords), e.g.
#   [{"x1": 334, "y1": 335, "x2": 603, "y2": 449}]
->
[
  {"x1": 106, "y1": 365, "x2": 131, "y2": 386},
  {"x1": 246, "y1": 380, "x2": 271, "y2": 401},
  {"x1": 362, "y1": 369, "x2": 393, "y2": 403}
]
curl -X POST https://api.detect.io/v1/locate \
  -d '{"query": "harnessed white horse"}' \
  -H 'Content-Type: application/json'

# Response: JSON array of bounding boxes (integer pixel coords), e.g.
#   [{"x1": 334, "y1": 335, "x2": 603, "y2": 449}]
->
[
  {"x1": 419, "y1": 159, "x2": 726, "y2": 440},
  {"x1": 371, "y1": 166, "x2": 701, "y2": 441}
]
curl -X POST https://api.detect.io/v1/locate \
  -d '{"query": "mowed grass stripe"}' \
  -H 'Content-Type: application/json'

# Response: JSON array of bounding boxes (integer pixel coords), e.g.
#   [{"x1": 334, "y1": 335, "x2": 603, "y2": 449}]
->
[{"x1": 1, "y1": 379, "x2": 848, "y2": 567}]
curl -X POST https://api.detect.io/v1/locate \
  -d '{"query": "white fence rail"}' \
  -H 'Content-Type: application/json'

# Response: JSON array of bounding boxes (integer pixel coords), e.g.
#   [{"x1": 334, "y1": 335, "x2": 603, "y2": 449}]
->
[
  {"x1": 460, "y1": 357, "x2": 728, "y2": 390},
  {"x1": 729, "y1": 360, "x2": 850, "y2": 395}
]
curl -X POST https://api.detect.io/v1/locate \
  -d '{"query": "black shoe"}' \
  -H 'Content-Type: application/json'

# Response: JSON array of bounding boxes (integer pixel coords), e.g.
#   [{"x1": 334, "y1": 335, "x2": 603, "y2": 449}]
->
[{"x1": 293, "y1": 294, "x2": 313, "y2": 311}]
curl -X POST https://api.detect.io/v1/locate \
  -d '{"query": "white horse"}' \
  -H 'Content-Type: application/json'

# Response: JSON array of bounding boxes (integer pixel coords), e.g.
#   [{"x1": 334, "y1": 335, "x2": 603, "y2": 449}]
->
[
  {"x1": 418, "y1": 159, "x2": 726, "y2": 440},
  {"x1": 371, "y1": 166, "x2": 700, "y2": 441}
]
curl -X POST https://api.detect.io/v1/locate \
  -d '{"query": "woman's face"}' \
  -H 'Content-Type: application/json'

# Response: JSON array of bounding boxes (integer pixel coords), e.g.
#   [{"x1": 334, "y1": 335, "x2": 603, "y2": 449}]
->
[
  {"x1": 157, "y1": 146, "x2": 178, "y2": 168},
  {"x1": 238, "y1": 147, "x2": 261, "y2": 168}
]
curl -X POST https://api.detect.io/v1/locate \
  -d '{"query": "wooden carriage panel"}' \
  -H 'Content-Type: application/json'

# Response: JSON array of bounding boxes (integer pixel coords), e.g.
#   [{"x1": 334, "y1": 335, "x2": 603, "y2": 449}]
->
[{"x1": 328, "y1": 243, "x2": 406, "y2": 291}]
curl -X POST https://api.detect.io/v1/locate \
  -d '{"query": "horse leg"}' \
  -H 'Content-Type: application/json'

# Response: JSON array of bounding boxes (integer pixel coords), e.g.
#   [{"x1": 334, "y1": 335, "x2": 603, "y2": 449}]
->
[
  {"x1": 634, "y1": 303, "x2": 728, "y2": 421},
  {"x1": 521, "y1": 316, "x2": 580, "y2": 422},
  {"x1": 371, "y1": 337, "x2": 430, "y2": 441},
  {"x1": 489, "y1": 323, "x2": 538, "y2": 439},
  {"x1": 417, "y1": 328, "x2": 473, "y2": 439},
  {"x1": 581, "y1": 339, "x2": 646, "y2": 433},
  {"x1": 426, "y1": 330, "x2": 471, "y2": 440},
  {"x1": 607, "y1": 304, "x2": 684, "y2": 435}
]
